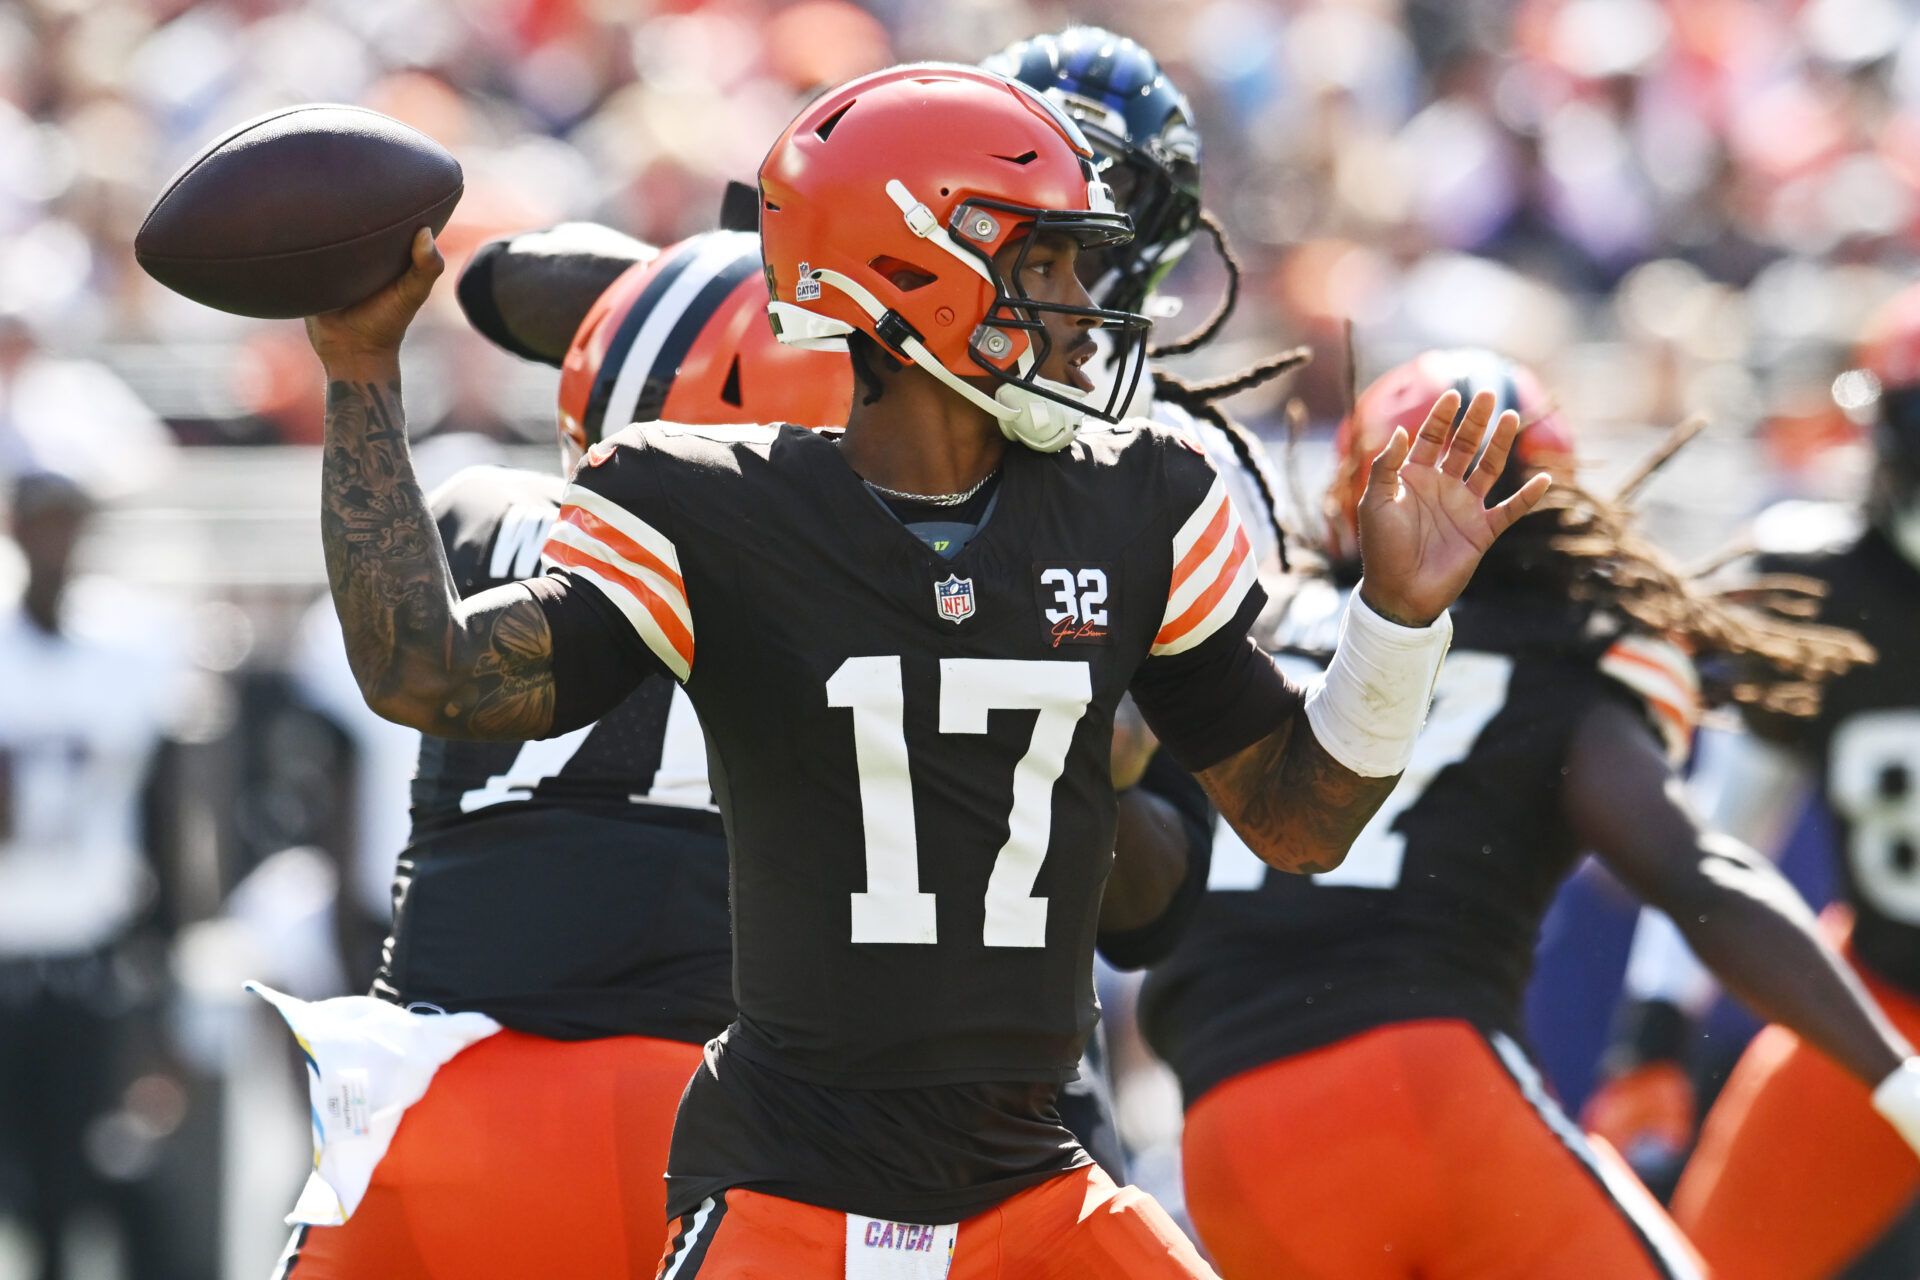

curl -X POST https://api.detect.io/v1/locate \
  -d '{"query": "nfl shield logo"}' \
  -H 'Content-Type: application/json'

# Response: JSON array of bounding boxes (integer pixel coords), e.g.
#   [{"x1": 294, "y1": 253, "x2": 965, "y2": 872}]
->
[{"x1": 934, "y1": 574, "x2": 976, "y2": 624}]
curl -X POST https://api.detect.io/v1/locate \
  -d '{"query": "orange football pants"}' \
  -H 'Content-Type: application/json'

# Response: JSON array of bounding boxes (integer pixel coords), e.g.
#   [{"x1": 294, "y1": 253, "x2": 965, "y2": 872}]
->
[
  {"x1": 277, "y1": 1029, "x2": 705, "y2": 1280},
  {"x1": 654, "y1": 1163, "x2": 1218, "y2": 1279},
  {"x1": 1180, "y1": 1020, "x2": 1706, "y2": 1280},
  {"x1": 1673, "y1": 919, "x2": 1920, "y2": 1280}
]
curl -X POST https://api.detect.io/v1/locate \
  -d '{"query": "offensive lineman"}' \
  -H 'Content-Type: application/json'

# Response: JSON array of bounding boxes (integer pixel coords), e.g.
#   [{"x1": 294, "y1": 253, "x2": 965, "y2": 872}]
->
[
  {"x1": 1140, "y1": 350, "x2": 1920, "y2": 1280},
  {"x1": 301, "y1": 66, "x2": 1546, "y2": 1276}
]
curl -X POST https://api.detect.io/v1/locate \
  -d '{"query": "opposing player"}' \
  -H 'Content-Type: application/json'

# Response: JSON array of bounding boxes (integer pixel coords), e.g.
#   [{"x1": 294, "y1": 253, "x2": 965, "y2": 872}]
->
[
  {"x1": 302, "y1": 66, "x2": 1545, "y2": 1276},
  {"x1": 1140, "y1": 348, "x2": 1920, "y2": 1280},
  {"x1": 1599, "y1": 283, "x2": 1920, "y2": 1278},
  {"x1": 270, "y1": 231, "x2": 852, "y2": 1280}
]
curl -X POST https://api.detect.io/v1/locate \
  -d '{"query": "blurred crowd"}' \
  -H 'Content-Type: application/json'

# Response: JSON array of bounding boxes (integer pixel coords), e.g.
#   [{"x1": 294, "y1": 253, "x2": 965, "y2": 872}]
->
[
  {"x1": 0, "y1": 0, "x2": 1917, "y2": 463},
  {"x1": 5, "y1": 1, "x2": 1920, "y2": 1276}
]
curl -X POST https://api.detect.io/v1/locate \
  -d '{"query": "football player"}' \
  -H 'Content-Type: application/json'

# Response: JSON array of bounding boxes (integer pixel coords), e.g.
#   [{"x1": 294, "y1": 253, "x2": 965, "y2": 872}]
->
[
  {"x1": 0, "y1": 470, "x2": 190, "y2": 1280},
  {"x1": 1139, "y1": 348, "x2": 1920, "y2": 1280},
  {"x1": 275, "y1": 219, "x2": 1217, "y2": 1275},
  {"x1": 299, "y1": 65, "x2": 1545, "y2": 1277},
  {"x1": 1597, "y1": 282, "x2": 1920, "y2": 1278},
  {"x1": 270, "y1": 232, "x2": 851, "y2": 1280}
]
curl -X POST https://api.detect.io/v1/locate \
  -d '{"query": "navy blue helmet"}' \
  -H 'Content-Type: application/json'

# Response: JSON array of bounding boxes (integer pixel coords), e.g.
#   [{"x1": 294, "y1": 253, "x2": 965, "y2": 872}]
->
[{"x1": 984, "y1": 27, "x2": 1201, "y2": 318}]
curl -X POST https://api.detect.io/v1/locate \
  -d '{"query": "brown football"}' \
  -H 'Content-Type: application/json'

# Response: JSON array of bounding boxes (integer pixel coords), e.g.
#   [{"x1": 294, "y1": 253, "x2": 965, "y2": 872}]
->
[{"x1": 135, "y1": 103, "x2": 463, "y2": 319}]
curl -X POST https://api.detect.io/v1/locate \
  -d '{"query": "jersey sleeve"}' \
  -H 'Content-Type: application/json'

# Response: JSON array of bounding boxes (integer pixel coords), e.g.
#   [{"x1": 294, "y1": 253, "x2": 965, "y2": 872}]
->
[
  {"x1": 1597, "y1": 632, "x2": 1701, "y2": 764},
  {"x1": 538, "y1": 432, "x2": 695, "y2": 684},
  {"x1": 1130, "y1": 436, "x2": 1299, "y2": 771},
  {"x1": 1150, "y1": 461, "x2": 1262, "y2": 658},
  {"x1": 524, "y1": 433, "x2": 690, "y2": 729}
]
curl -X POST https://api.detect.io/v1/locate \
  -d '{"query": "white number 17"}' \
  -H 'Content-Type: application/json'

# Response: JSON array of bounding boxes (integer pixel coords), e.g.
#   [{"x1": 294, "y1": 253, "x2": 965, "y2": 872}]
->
[{"x1": 827, "y1": 656, "x2": 1094, "y2": 947}]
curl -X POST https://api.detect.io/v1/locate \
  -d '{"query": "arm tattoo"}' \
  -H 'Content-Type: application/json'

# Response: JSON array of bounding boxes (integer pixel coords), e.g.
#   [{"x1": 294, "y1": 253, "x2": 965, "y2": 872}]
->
[
  {"x1": 320, "y1": 377, "x2": 556, "y2": 739},
  {"x1": 1196, "y1": 712, "x2": 1399, "y2": 875}
]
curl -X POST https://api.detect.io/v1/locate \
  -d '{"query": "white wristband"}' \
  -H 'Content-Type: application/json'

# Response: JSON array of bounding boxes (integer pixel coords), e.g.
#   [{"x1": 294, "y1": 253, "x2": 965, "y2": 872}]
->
[
  {"x1": 1872, "y1": 1059, "x2": 1920, "y2": 1157},
  {"x1": 1303, "y1": 592, "x2": 1453, "y2": 778}
]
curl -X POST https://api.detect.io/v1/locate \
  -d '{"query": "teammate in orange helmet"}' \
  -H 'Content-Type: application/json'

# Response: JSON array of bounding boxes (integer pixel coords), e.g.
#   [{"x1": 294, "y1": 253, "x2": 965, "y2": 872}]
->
[
  {"x1": 1141, "y1": 347, "x2": 1920, "y2": 1280},
  {"x1": 269, "y1": 229, "x2": 850, "y2": 1279},
  {"x1": 300, "y1": 62, "x2": 1548, "y2": 1276},
  {"x1": 1601, "y1": 281, "x2": 1920, "y2": 1278}
]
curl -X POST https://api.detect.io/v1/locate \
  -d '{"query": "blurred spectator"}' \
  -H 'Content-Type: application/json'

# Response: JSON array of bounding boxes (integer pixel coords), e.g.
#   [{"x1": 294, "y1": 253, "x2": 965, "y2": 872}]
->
[
  {"x1": 1, "y1": 0, "x2": 1917, "y2": 452},
  {"x1": 0, "y1": 471, "x2": 192, "y2": 1280}
]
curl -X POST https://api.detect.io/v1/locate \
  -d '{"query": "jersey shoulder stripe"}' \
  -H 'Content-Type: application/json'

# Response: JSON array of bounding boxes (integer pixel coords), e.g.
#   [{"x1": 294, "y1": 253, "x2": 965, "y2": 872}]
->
[
  {"x1": 542, "y1": 485, "x2": 693, "y2": 680},
  {"x1": 1154, "y1": 474, "x2": 1257, "y2": 655},
  {"x1": 1598, "y1": 633, "x2": 1700, "y2": 761}
]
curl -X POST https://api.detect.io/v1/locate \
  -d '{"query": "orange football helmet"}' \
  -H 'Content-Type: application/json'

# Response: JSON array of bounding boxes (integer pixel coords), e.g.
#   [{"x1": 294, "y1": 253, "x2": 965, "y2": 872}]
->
[
  {"x1": 1324, "y1": 349, "x2": 1576, "y2": 564},
  {"x1": 757, "y1": 63, "x2": 1150, "y2": 452},
  {"x1": 556, "y1": 229, "x2": 854, "y2": 469}
]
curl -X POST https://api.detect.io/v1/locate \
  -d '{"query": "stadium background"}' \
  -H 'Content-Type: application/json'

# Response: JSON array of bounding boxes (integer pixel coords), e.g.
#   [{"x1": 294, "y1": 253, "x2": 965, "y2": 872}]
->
[{"x1": 1, "y1": 0, "x2": 1915, "y2": 1275}]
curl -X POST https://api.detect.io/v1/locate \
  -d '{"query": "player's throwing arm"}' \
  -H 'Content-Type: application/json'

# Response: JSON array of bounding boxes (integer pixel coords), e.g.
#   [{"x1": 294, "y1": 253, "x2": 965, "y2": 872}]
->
[
  {"x1": 1194, "y1": 389, "x2": 1551, "y2": 874},
  {"x1": 307, "y1": 230, "x2": 568, "y2": 743}
]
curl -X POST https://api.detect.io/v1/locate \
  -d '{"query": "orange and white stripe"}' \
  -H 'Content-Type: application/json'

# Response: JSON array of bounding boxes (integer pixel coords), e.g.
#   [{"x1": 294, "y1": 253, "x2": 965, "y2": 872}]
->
[
  {"x1": 1599, "y1": 634, "x2": 1700, "y2": 763},
  {"x1": 540, "y1": 485, "x2": 693, "y2": 681},
  {"x1": 1152, "y1": 475, "x2": 1258, "y2": 656}
]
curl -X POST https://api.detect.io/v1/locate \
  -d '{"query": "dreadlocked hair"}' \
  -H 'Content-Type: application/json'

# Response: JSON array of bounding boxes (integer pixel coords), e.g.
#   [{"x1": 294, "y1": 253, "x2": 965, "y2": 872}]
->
[
  {"x1": 1510, "y1": 478, "x2": 1873, "y2": 718},
  {"x1": 1151, "y1": 345, "x2": 1310, "y2": 572},
  {"x1": 1148, "y1": 209, "x2": 1238, "y2": 359}
]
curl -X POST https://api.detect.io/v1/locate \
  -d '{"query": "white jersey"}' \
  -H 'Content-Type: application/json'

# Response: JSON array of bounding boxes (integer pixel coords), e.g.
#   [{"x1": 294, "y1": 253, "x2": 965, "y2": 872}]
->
[{"x1": 0, "y1": 584, "x2": 187, "y2": 956}]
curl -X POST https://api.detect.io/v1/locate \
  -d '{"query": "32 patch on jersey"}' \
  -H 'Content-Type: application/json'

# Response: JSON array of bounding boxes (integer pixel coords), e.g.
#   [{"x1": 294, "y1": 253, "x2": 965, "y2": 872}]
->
[{"x1": 1034, "y1": 564, "x2": 1113, "y2": 647}]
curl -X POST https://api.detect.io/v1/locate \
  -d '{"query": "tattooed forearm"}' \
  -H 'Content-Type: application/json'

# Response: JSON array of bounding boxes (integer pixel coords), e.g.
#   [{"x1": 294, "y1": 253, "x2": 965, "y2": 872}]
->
[
  {"x1": 320, "y1": 375, "x2": 557, "y2": 740},
  {"x1": 1196, "y1": 713, "x2": 1399, "y2": 875}
]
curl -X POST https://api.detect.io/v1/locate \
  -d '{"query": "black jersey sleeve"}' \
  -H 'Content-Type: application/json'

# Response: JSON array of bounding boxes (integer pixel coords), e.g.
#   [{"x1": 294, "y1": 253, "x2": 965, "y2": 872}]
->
[
  {"x1": 455, "y1": 236, "x2": 556, "y2": 365},
  {"x1": 1097, "y1": 750, "x2": 1213, "y2": 970},
  {"x1": 529, "y1": 429, "x2": 690, "y2": 729},
  {"x1": 1128, "y1": 434, "x2": 1300, "y2": 771}
]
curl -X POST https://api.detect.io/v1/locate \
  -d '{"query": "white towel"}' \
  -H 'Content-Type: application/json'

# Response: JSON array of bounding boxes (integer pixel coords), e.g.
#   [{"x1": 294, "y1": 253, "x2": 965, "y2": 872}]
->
[{"x1": 248, "y1": 982, "x2": 501, "y2": 1225}]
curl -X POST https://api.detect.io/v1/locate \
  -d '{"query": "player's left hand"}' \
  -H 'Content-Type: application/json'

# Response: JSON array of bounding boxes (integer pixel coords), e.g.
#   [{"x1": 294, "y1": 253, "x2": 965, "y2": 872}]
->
[{"x1": 1355, "y1": 389, "x2": 1552, "y2": 627}]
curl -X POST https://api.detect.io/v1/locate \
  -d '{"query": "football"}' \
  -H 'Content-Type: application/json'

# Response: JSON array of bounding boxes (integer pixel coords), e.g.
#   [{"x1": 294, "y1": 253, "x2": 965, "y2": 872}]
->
[{"x1": 135, "y1": 103, "x2": 463, "y2": 319}]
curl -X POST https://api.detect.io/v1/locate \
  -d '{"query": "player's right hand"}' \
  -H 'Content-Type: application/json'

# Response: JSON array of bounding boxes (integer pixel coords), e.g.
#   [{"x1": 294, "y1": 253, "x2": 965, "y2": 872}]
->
[
  {"x1": 305, "y1": 227, "x2": 444, "y2": 369},
  {"x1": 1580, "y1": 1061, "x2": 1696, "y2": 1165}
]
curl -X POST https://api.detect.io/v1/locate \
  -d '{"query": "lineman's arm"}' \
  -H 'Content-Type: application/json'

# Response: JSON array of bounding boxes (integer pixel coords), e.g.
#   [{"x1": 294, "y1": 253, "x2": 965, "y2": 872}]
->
[
  {"x1": 308, "y1": 232, "x2": 637, "y2": 740},
  {"x1": 457, "y1": 222, "x2": 655, "y2": 365},
  {"x1": 1565, "y1": 696, "x2": 1909, "y2": 1089}
]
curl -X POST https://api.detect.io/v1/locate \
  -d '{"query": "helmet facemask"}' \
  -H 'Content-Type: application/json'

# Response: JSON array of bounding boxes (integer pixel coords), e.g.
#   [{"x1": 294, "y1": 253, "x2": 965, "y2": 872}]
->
[
  {"x1": 1072, "y1": 117, "x2": 1201, "y2": 319},
  {"x1": 945, "y1": 194, "x2": 1151, "y2": 441}
]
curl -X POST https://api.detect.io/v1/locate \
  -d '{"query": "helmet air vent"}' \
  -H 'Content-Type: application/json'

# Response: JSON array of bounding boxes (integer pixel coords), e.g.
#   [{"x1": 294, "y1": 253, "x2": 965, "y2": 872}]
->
[
  {"x1": 868, "y1": 255, "x2": 937, "y2": 292},
  {"x1": 814, "y1": 100, "x2": 856, "y2": 142}
]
